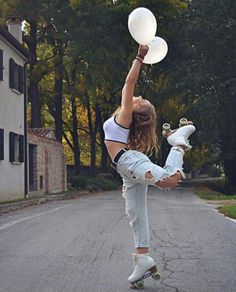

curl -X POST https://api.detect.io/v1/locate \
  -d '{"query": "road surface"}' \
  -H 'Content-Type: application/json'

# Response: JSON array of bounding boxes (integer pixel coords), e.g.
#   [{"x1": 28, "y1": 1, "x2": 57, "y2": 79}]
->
[{"x1": 0, "y1": 187, "x2": 236, "y2": 292}]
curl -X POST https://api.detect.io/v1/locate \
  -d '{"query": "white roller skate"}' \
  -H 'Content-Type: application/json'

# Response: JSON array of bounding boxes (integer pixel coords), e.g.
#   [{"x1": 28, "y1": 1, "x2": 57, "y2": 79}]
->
[
  {"x1": 128, "y1": 253, "x2": 160, "y2": 289},
  {"x1": 162, "y1": 118, "x2": 196, "y2": 150}
]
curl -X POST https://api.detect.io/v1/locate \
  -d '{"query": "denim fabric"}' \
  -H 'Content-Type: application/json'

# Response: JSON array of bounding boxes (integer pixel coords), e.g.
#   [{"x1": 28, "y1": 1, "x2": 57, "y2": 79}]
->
[{"x1": 116, "y1": 147, "x2": 184, "y2": 248}]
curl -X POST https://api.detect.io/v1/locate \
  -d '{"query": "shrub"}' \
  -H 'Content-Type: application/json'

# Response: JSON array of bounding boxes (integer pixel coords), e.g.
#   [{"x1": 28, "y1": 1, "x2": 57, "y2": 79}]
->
[
  {"x1": 70, "y1": 175, "x2": 120, "y2": 191},
  {"x1": 87, "y1": 177, "x2": 118, "y2": 191},
  {"x1": 70, "y1": 175, "x2": 88, "y2": 189}
]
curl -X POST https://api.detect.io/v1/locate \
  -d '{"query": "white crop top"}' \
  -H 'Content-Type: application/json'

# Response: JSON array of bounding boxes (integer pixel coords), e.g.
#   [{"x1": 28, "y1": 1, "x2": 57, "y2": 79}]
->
[{"x1": 103, "y1": 115, "x2": 130, "y2": 144}]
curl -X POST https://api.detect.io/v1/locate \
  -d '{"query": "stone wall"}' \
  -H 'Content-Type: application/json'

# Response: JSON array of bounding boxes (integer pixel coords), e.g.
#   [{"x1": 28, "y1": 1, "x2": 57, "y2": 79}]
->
[{"x1": 28, "y1": 133, "x2": 67, "y2": 195}]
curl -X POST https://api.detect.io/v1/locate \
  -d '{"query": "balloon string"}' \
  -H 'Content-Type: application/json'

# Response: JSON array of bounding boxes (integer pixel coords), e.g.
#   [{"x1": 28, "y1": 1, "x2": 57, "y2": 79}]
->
[{"x1": 140, "y1": 64, "x2": 152, "y2": 96}]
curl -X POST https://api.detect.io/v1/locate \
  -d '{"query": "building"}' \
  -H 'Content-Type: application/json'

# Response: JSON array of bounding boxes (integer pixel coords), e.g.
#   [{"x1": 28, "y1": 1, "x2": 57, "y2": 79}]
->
[
  {"x1": 28, "y1": 129, "x2": 67, "y2": 195},
  {"x1": 0, "y1": 17, "x2": 29, "y2": 201},
  {"x1": 0, "y1": 17, "x2": 67, "y2": 201}
]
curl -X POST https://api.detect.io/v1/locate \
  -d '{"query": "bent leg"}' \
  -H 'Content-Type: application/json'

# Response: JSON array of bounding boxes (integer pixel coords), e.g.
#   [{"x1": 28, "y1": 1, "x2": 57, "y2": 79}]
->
[
  {"x1": 155, "y1": 146, "x2": 184, "y2": 188},
  {"x1": 117, "y1": 148, "x2": 184, "y2": 189},
  {"x1": 137, "y1": 146, "x2": 185, "y2": 188}
]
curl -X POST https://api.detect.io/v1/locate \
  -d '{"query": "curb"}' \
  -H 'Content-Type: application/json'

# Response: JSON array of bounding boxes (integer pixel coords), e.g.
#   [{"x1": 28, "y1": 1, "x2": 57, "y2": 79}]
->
[{"x1": 0, "y1": 191, "x2": 90, "y2": 215}]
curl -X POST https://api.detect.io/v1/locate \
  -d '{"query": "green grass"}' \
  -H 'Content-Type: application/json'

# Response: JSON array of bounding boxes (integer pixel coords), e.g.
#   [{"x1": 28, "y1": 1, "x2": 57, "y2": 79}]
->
[
  {"x1": 194, "y1": 187, "x2": 236, "y2": 201},
  {"x1": 0, "y1": 197, "x2": 27, "y2": 205},
  {"x1": 217, "y1": 206, "x2": 236, "y2": 219},
  {"x1": 194, "y1": 186, "x2": 236, "y2": 219}
]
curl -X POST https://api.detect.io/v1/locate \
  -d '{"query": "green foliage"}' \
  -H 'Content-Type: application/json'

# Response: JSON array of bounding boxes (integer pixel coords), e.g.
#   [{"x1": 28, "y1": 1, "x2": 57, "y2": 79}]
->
[
  {"x1": 87, "y1": 177, "x2": 118, "y2": 191},
  {"x1": 170, "y1": 0, "x2": 236, "y2": 187},
  {"x1": 205, "y1": 165, "x2": 222, "y2": 178},
  {"x1": 70, "y1": 175, "x2": 119, "y2": 191},
  {"x1": 217, "y1": 206, "x2": 236, "y2": 219},
  {"x1": 70, "y1": 175, "x2": 88, "y2": 189},
  {"x1": 3, "y1": 0, "x2": 233, "y2": 181}
]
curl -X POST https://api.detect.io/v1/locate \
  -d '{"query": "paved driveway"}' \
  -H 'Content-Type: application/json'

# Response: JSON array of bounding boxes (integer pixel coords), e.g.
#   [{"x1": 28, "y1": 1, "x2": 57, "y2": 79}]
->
[{"x1": 0, "y1": 187, "x2": 236, "y2": 292}]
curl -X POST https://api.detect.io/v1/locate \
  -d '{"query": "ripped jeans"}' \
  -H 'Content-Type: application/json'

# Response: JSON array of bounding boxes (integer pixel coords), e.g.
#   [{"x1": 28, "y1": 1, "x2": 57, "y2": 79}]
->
[{"x1": 116, "y1": 147, "x2": 184, "y2": 248}]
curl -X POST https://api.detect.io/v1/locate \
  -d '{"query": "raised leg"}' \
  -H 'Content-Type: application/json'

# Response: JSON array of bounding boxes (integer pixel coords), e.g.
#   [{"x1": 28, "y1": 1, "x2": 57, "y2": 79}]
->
[{"x1": 162, "y1": 119, "x2": 196, "y2": 150}]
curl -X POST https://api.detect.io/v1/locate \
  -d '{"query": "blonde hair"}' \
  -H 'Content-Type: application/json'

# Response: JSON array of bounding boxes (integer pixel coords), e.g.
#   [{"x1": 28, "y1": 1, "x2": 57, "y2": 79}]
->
[
  {"x1": 113, "y1": 103, "x2": 158, "y2": 154},
  {"x1": 129, "y1": 103, "x2": 158, "y2": 154}
]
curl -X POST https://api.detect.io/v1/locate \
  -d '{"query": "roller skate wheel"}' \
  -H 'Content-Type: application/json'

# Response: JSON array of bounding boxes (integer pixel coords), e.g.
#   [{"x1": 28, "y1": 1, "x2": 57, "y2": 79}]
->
[
  {"x1": 152, "y1": 272, "x2": 161, "y2": 280},
  {"x1": 162, "y1": 130, "x2": 168, "y2": 137},
  {"x1": 162, "y1": 123, "x2": 171, "y2": 131},
  {"x1": 179, "y1": 118, "x2": 188, "y2": 127},
  {"x1": 134, "y1": 280, "x2": 144, "y2": 289}
]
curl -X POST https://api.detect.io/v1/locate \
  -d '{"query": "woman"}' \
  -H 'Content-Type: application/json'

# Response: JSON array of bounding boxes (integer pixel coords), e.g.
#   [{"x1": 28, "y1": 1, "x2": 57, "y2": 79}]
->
[{"x1": 103, "y1": 45, "x2": 195, "y2": 288}]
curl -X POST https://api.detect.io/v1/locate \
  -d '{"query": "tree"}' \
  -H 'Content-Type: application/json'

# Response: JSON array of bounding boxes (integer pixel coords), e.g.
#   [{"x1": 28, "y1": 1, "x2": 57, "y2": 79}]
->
[
  {"x1": 172, "y1": 0, "x2": 236, "y2": 191},
  {"x1": 1, "y1": 0, "x2": 198, "y2": 175}
]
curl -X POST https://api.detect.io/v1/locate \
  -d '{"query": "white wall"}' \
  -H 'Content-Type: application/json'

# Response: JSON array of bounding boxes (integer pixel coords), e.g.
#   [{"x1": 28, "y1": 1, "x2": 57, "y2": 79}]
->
[{"x1": 0, "y1": 37, "x2": 25, "y2": 200}]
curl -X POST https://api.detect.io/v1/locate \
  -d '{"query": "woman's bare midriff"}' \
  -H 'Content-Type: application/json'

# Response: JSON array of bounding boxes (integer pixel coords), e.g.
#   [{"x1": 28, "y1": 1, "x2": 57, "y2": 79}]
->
[{"x1": 104, "y1": 141, "x2": 128, "y2": 161}]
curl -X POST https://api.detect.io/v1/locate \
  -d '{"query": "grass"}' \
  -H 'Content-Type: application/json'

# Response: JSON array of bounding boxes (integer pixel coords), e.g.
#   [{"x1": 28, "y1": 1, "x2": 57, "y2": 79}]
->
[
  {"x1": 217, "y1": 206, "x2": 236, "y2": 219},
  {"x1": 194, "y1": 187, "x2": 236, "y2": 201},
  {"x1": 194, "y1": 184, "x2": 236, "y2": 219},
  {"x1": 0, "y1": 197, "x2": 28, "y2": 205}
]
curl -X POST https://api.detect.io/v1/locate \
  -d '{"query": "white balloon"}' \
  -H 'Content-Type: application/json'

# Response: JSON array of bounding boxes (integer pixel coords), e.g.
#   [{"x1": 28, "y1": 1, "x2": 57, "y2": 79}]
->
[
  {"x1": 128, "y1": 7, "x2": 157, "y2": 45},
  {"x1": 143, "y1": 37, "x2": 168, "y2": 64}
]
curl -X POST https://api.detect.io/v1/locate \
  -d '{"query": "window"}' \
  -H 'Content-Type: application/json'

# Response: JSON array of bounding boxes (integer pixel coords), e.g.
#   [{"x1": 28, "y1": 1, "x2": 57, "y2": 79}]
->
[
  {"x1": 9, "y1": 132, "x2": 24, "y2": 163},
  {"x1": 0, "y1": 49, "x2": 3, "y2": 81},
  {"x1": 9, "y1": 58, "x2": 24, "y2": 93},
  {"x1": 0, "y1": 129, "x2": 4, "y2": 160},
  {"x1": 40, "y1": 176, "x2": 44, "y2": 189}
]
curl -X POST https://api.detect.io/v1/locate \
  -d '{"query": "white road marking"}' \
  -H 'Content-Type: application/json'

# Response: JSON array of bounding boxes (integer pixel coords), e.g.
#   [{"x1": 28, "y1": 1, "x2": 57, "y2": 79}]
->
[
  {"x1": 227, "y1": 217, "x2": 236, "y2": 223},
  {"x1": 214, "y1": 208, "x2": 236, "y2": 223},
  {"x1": 0, "y1": 204, "x2": 73, "y2": 230}
]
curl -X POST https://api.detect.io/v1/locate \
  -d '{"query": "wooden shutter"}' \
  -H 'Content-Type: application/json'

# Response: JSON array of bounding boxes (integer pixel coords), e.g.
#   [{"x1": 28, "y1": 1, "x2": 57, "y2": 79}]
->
[
  {"x1": 19, "y1": 135, "x2": 24, "y2": 162},
  {"x1": 9, "y1": 58, "x2": 14, "y2": 88},
  {"x1": 0, "y1": 129, "x2": 4, "y2": 160},
  {"x1": 19, "y1": 66, "x2": 24, "y2": 93},
  {"x1": 0, "y1": 49, "x2": 3, "y2": 81},
  {"x1": 9, "y1": 132, "x2": 15, "y2": 162}
]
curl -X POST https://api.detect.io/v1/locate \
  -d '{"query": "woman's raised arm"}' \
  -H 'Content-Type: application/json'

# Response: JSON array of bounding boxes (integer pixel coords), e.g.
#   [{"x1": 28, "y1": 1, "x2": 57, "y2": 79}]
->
[{"x1": 116, "y1": 45, "x2": 149, "y2": 127}]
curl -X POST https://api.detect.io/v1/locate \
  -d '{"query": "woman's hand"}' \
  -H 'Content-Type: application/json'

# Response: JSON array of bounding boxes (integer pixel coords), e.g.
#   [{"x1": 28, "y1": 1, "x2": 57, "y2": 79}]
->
[{"x1": 137, "y1": 45, "x2": 149, "y2": 58}]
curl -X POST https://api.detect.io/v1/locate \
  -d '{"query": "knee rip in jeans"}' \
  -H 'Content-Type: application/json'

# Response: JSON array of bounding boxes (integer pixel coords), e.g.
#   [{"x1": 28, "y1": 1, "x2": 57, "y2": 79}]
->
[
  {"x1": 154, "y1": 171, "x2": 181, "y2": 189},
  {"x1": 145, "y1": 170, "x2": 154, "y2": 180},
  {"x1": 128, "y1": 170, "x2": 136, "y2": 179}
]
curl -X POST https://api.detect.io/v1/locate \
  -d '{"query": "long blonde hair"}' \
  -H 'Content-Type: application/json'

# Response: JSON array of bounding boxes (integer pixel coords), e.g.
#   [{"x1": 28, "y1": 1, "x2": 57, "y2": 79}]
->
[
  {"x1": 113, "y1": 103, "x2": 158, "y2": 154},
  {"x1": 128, "y1": 103, "x2": 158, "y2": 154}
]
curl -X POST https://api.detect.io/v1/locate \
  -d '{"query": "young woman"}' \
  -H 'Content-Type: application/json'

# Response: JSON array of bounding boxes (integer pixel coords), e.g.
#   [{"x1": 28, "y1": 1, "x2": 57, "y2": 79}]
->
[{"x1": 103, "y1": 45, "x2": 195, "y2": 287}]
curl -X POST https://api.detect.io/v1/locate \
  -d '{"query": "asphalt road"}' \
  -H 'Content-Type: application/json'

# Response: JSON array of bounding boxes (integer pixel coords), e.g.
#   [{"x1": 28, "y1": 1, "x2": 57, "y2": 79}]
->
[{"x1": 0, "y1": 187, "x2": 236, "y2": 292}]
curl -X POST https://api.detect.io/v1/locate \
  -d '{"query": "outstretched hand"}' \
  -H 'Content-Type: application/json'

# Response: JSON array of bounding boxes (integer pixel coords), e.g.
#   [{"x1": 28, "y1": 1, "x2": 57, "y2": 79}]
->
[{"x1": 138, "y1": 45, "x2": 149, "y2": 58}]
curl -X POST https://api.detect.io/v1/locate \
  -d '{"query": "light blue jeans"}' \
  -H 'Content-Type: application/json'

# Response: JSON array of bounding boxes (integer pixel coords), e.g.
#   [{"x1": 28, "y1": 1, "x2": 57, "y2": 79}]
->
[{"x1": 116, "y1": 147, "x2": 184, "y2": 248}]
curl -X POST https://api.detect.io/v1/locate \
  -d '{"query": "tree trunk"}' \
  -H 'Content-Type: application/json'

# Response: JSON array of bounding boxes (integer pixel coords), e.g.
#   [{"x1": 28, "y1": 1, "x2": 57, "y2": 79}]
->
[
  {"x1": 53, "y1": 48, "x2": 63, "y2": 142},
  {"x1": 54, "y1": 75, "x2": 63, "y2": 142},
  {"x1": 71, "y1": 96, "x2": 81, "y2": 175},
  {"x1": 28, "y1": 19, "x2": 42, "y2": 128},
  {"x1": 223, "y1": 157, "x2": 236, "y2": 193},
  {"x1": 85, "y1": 94, "x2": 96, "y2": 176},
  {"x1": 96, "y1": 106, "x2": 108, "y2": 170},
  {"x1": 29, "y1": 80, "x2": 41, "y2": 127}
]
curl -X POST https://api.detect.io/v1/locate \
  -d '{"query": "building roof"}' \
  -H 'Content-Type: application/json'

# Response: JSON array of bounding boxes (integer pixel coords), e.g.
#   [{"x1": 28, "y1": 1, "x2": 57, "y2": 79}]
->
[
  {"x1": 28, "y1": 128, "x2": 57, "y2": 140},
  {"x1": 0, "y1": 26, "x2": 30, "y2": 60}
]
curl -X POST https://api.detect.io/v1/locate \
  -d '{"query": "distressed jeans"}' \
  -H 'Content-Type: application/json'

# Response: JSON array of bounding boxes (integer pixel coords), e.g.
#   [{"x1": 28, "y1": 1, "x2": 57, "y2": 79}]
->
[{"x1": 116, "y1": 147, "x2": 184, "y2": 248}]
